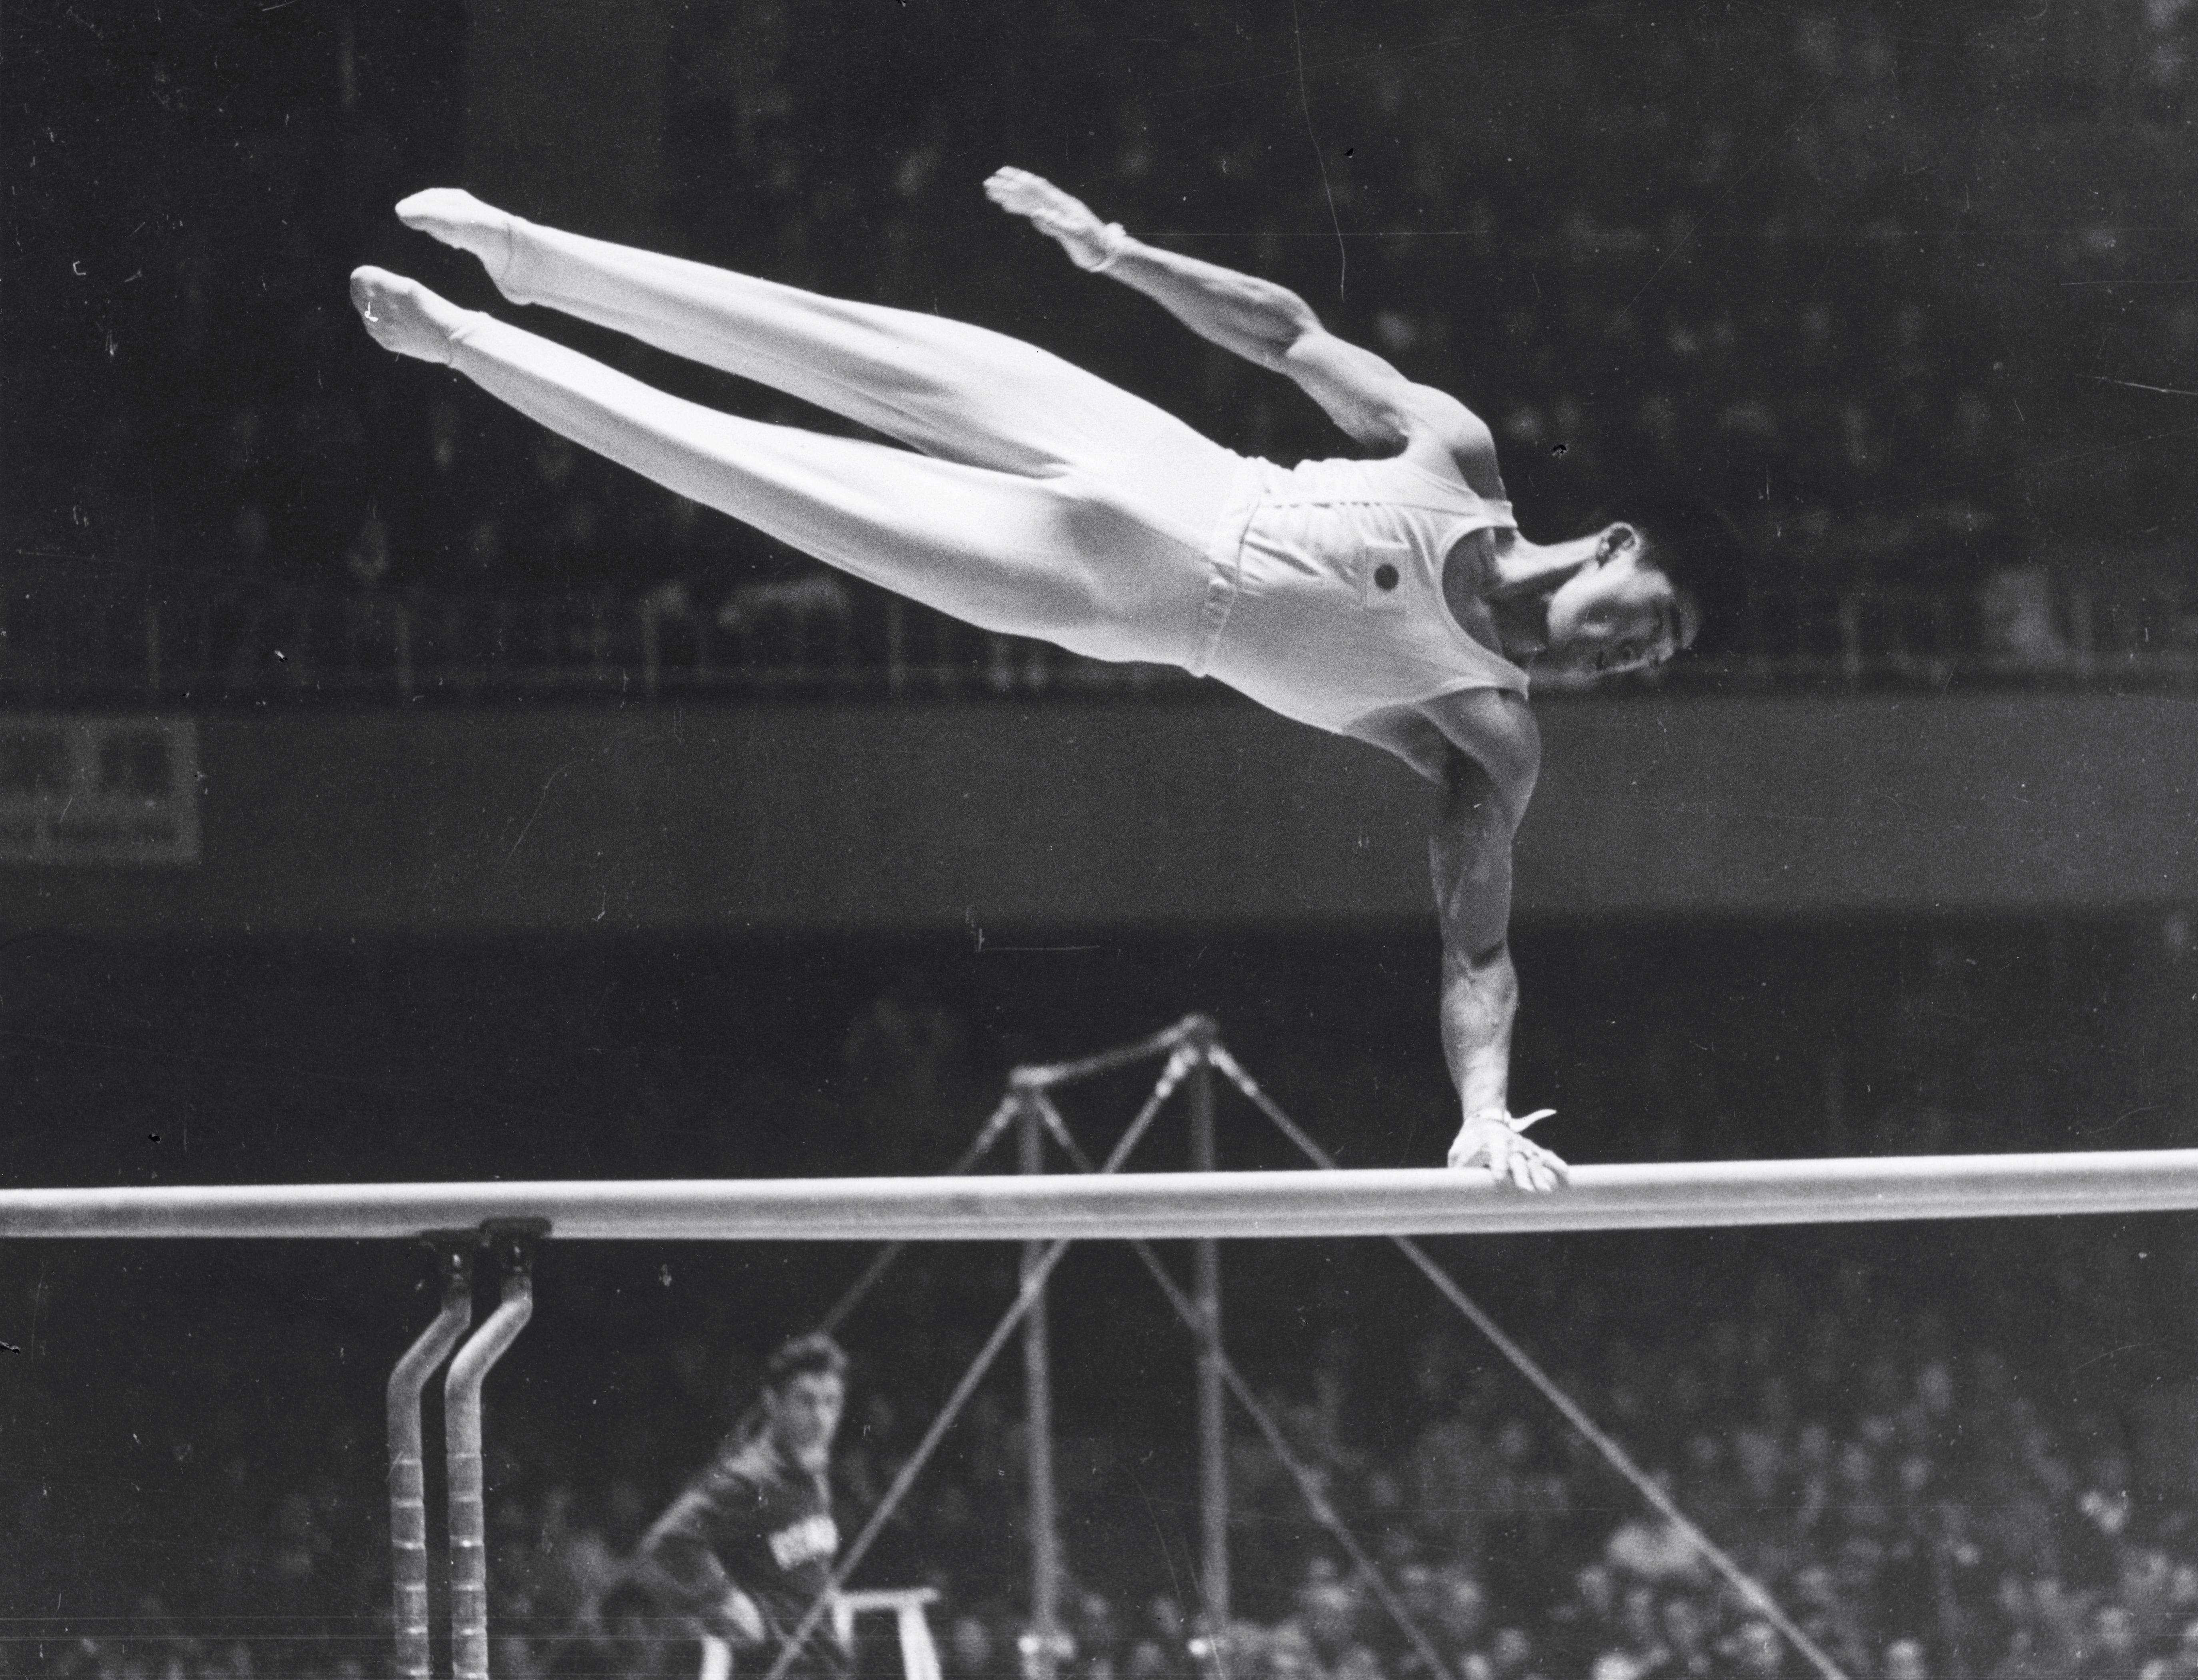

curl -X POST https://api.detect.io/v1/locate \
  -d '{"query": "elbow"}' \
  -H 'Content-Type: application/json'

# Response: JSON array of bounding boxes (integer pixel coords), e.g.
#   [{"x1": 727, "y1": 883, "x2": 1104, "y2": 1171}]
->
[
  {"x1": 1269, "y1": 310, "x2": 1330, "y2": 366},
  {"x1": 1266, "y1": 281, "x2": 1327, "y2": 347},
  {"x1": 1442, "y1": 924, "x2": 1511, "y2": 978},
  {"x1": 1258, "y1": 276, "x2": 1319, "y2": 332},
  {"x1": 1256, "y1": 326, "x2": 1314, "y2": 375}
]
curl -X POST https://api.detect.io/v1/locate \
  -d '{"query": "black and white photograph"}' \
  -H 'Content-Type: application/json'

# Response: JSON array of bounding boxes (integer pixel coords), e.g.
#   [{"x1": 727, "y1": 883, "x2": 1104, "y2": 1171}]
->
[{"x1": 6, "y1": 3, "x2": 2198, "y2": 1679}]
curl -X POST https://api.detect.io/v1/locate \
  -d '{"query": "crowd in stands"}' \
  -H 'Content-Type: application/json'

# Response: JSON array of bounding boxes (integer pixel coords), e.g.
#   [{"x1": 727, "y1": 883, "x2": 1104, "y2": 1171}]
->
[
  {"x1": 12, "y1": 0, "x2": 2198, "y2": 685},
  {"x1": 17, "y1": 1243, "x2": 2198, "y2": 1680},
  {"x1": 8, "y1": 916, "x2": 2198, "y2": 1680}
]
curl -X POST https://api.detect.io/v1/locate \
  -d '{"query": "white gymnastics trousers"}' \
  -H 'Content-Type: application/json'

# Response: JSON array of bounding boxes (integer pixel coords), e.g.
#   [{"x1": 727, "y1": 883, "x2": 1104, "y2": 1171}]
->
[{"x1": 444, "y1": 220, "x2": 1250, "y2": 668}]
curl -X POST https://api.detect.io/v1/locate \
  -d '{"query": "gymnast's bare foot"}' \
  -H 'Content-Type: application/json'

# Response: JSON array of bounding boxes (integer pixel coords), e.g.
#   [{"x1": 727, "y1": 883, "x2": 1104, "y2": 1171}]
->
[
  {"x1": 349, "y1": 267, "x2": 469, "y2": 364},
  {"x1": 395, "y1": 187, "x2": 518, "y2": 288}
]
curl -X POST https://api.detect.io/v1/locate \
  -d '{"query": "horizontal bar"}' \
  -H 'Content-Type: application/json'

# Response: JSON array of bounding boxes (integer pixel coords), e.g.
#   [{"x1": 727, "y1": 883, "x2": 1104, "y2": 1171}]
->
[{"x1": 6, "y1": 1150, "x2": 2198, "y2": 1241}]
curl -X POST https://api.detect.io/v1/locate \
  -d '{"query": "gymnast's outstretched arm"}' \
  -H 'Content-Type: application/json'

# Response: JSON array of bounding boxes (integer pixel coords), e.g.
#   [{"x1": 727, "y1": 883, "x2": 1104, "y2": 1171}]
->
[
  {"x1": 1427, "y1": 698, "x2": 1565, "y2": 1192},
  {"x1": 985, "y1": 166, "x2": 1493, "y2": 467}
]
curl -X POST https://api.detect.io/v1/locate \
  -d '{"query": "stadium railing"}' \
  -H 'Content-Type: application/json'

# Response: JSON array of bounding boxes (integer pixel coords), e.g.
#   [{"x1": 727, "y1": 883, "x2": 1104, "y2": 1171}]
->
[{"x1": 3, "y1": 566, "x2": 2197, "y2": 704}]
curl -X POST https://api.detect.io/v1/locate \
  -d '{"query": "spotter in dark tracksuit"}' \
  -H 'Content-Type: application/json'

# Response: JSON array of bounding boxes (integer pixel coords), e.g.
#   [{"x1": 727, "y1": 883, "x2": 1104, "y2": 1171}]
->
[{"x1": 638, "y1": 1335, "x2": 853, "y2": 1680}]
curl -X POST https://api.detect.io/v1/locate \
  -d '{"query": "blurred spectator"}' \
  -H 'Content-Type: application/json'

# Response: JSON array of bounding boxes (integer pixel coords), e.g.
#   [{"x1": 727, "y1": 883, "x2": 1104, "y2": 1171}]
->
[
  {"x1": 342, "y1": 504, "x2": 392, "y2": 591},
  {"x1": 2092, "y1": 1604, "x2": 2149, "y2": 1680},
  {"x1": 1880, "y1": 1638, "x2": 1928, "y2": 1680},
  {"x1": 1605, "y1": 1476, "x2": 1708, "y2": 1586},
  {"x1": 1723, "y1": 1622, "x2": 1787, "y2": 1680},
  {"x1": 2143, "y1": 1620, "x2": 2198, "y2": 1680},
  {"x1": 1979, "y1": 566, "x2": 2073, "y2": 670}
]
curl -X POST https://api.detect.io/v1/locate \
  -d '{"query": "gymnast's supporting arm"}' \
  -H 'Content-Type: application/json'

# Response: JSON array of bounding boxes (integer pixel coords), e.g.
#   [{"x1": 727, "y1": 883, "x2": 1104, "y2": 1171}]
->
[
  {"x1": 1429, "y1": 716, "x2": 1565, "y2": 1192},
  {"x1": 984, "y1": 167, "x2": 1487, "y2": 458}
]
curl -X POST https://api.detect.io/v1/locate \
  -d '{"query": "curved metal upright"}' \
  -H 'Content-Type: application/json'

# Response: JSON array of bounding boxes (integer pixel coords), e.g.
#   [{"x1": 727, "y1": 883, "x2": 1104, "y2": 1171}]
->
[
  {"x1": 446, "y1": 1230, "x2": 537, "y2": 1680},
  {"x1": 1186, "y1": 1030, "x2": 1229, "y2": 1634},
  {"x1": 1018, "y1": 1094, "x2": 1062, "y2": 1680},
  {"x1": 389, "y1": 1240, "x2": 473, "y2": 1680}
]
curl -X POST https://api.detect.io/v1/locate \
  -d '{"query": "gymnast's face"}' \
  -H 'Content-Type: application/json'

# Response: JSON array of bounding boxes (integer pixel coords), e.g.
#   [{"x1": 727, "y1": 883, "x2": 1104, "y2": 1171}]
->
[
  {"x1": 1542, "y1": 524, "x2": 1692, "y2": 678},
  {"x1": 765, "y1": 1370, "x2": 846, "y2": 1470}
]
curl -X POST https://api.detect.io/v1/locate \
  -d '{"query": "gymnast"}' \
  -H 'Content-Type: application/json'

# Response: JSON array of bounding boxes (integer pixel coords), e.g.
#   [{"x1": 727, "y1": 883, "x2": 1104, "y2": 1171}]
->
[{"x1": 350, "y1": 170, "x2": 1723, "y2": 1193}]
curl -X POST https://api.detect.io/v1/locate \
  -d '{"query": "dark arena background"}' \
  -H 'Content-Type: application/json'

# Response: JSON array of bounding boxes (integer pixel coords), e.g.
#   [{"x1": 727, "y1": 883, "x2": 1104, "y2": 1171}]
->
[{"x1": 7, "y1": 4, "x2": 2198, "y2": 1680}]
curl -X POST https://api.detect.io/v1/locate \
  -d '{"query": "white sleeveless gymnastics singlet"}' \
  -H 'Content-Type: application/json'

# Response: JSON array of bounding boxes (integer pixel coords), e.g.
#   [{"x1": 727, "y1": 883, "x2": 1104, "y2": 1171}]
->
[{"x1": 1194, "y1": 453, "x2": 1530, "y2": 773}]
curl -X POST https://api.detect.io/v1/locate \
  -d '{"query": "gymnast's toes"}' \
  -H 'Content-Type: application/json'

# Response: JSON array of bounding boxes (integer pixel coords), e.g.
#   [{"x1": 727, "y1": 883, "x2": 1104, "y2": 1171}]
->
[
  {"x1": 395, "y1": 186, "x2": 494, "y2": 236},
  {"x1": 348, "y1": 266, "x2": 462, "y2": 365},
  {"x1": 395, "y1": 187, "x2": 516, "y2": 278}
]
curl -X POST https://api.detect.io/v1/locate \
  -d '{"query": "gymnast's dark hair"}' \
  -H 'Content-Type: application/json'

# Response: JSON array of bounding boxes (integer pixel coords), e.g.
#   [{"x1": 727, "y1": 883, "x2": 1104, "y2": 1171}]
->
[
  {"x1": 1587, "y1": 492, "x2": 1752, "y2": 658},
  {"x1": 763, "y1": 1332, "x2": 850, "y2": 1392}
]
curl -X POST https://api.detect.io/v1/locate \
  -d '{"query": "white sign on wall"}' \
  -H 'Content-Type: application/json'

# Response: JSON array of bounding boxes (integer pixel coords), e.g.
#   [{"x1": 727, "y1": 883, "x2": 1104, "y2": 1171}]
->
[{"x1": 0, "y1": 716, "x2": 201, "y2": 865}]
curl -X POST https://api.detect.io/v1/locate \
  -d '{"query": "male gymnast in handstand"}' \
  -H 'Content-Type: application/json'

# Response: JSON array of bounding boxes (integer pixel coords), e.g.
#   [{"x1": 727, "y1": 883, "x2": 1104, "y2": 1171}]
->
[{"x1": 350, "y1": 170, "x2": 1715, "y2": 1194}]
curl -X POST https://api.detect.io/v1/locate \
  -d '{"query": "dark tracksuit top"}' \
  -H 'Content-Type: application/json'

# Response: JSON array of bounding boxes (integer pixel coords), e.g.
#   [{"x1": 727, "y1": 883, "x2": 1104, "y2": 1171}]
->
[{"x1": 640, "y1": 1434, "x2": 850, "y2": 1679}]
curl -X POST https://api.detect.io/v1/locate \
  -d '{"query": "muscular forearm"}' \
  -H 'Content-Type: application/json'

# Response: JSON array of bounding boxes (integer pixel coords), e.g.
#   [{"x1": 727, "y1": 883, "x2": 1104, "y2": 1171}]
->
[
  {"x1": 1440, "y1": 939, "x2": 1518, "y2": 1119},
  {"x1": 636, "y1": 1535, "x2": 760, "y2": 1641},
  {"x1": 1099, "y1": 236, "x2": 1319, "y2": 369},
  {"x1": 986, "y1": 169, "x2": 1348, "y2": 391}
]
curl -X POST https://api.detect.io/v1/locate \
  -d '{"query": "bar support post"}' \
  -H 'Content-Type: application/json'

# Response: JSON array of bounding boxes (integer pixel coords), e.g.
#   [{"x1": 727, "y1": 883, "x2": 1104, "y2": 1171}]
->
[
  {"x1": 389, "y1": 1239, "x2": 473, "y2": 1680},
  {"x1": 1189, "y1": 1028, "x2": 1229, "y2": 1635},
  {"x1": 1019, "y1": 1096, "x2": 1062, "y2": 1680},
  {"x1": 446, "y1": 1226, "x2": 539, "y2": 1680}
]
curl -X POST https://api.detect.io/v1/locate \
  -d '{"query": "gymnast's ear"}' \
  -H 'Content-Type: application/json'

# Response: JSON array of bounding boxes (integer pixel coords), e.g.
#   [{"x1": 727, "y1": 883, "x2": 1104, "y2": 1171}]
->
[
  {"x1": 1617, "y1": 497, "x2": 1750, "y2": 657},
  {"x1": 1596, "y1": 522, "x2": 1642, "y2": 565}
]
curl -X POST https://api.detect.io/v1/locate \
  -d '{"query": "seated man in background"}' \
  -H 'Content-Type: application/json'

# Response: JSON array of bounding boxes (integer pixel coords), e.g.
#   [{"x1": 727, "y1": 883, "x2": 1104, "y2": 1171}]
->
[{"x1": 636, "y1": 1334, "x2": 853, "y2": 1680}]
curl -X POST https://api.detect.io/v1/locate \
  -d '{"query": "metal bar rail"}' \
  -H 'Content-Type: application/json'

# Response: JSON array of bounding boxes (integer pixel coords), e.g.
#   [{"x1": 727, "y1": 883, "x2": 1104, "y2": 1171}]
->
[{"x1": 14, "y1": 1150, "x2": 2198, "y2": 1240}]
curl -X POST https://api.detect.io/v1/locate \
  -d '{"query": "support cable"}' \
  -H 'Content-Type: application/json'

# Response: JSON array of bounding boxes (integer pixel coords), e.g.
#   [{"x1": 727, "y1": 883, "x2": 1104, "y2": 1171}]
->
[
  {"x1": 1204, "y1": 1046, "x2": 1850, "y2": 1680},
  {"x1": 810, "y1": 1096, "x2": 1025, "y2": 1348},
  {"x1": 805, "y1": 1044, "x2": 1190, "y2": 1363},
  {"x1": 760, "y1": 1232, "x2": 1076, "y2": 1680},
  {"x1": 1026, "y1": 1092, "x2": 1457, "y2": 1680},
  {"x1": 758, "y1": 1050, "x2": 1197, "y2": 1680}
]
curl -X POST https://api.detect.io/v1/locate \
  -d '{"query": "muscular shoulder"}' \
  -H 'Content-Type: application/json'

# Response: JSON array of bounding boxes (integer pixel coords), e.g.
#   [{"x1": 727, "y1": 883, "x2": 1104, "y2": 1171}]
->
[
  {"x1": 1400, "y1": 384, "x2": 1507, "y2": 503},
  {"x1": 681, "y1": 1445, "x2": 772, "y2": 1518},
  {"x1": 1351, "y1": 688, "x2": 1538, "y2": 795},
  {"x1": 1428, "y1": 688, "x2": 1540, "y2": 816}
]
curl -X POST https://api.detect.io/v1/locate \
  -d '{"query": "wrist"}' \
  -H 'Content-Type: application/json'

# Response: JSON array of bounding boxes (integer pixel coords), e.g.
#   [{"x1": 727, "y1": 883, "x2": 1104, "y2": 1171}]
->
[
  {"x1": 716, "y1": 1588, "x2": 764, "y2": 1644},
  {"x1": 1076, "y1": 222, "x2": 1131, "y2": 274},
  {"x1": 1463, "y1": 1107, "x2": 1554, "y2": 1131}
]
